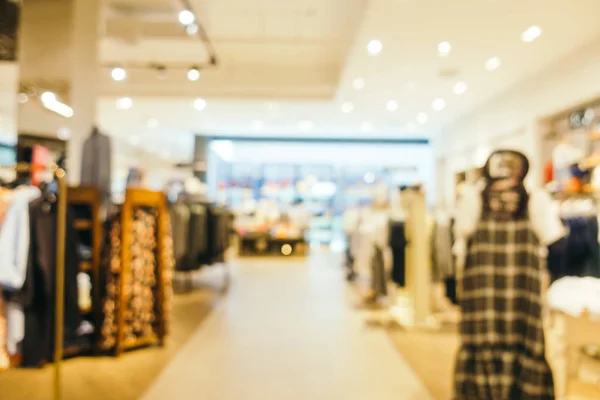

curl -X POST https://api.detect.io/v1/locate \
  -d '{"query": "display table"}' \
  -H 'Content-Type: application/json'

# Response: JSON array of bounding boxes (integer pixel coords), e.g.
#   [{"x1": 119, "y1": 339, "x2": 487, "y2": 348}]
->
[{"x1": 239, "y1": 232, "x2": 307, "y2": 257}]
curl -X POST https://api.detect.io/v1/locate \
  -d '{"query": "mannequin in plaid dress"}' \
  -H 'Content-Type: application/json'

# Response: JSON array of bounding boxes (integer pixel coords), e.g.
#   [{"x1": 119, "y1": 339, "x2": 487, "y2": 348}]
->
[{"x1": 453, "y1": 150, "x2": 565, "y2": 400}]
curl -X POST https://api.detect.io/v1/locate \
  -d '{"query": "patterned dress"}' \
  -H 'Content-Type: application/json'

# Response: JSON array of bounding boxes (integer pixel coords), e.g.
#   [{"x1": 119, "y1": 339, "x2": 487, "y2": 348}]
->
[{"x1": 454, "y1": 216, "x2": 555, "y2": 400}]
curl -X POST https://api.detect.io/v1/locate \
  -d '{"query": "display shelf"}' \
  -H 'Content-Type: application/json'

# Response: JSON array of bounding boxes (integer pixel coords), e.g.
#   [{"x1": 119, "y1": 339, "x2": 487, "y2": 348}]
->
[{"x1": 67, "y1": 186, "x2": 102, "y2": 355}]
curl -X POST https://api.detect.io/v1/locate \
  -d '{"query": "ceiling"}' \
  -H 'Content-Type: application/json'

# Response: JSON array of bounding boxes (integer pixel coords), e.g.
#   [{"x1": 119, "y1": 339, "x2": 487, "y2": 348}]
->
[{"x1": 2, "y1": 0, "x2": 600, "y2": 164}]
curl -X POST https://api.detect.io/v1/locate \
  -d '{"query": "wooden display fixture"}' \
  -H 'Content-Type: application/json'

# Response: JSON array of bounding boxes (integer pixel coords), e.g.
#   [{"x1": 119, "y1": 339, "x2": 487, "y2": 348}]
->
[
  {"x1": 67, "y1": 186, "x2": 102, "y2": 356},
  {"x1": 115, "y1": 188, "x2": 169, "y2": 356}
]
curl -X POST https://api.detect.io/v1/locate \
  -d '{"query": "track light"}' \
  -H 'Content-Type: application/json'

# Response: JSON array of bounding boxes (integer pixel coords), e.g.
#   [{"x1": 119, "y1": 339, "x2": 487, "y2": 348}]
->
[
  {"x1": 111, "y1": 67, "x2": 126, "y2": 81},
  {"x1": 187, "y1": 66, "x2": 200, "y2": 81},
  {"x1": 186, "y1": 23, "x2": 199, "y2": 36},
  {"x1": 178, "y1": 10, "x2": 195, "y2": 25}
]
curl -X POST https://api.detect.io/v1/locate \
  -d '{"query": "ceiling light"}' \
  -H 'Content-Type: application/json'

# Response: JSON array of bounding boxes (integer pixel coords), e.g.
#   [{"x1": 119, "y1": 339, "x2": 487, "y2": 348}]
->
[
  {"x1": 406, "y1": 123, "x2": 417, "y2": 132},
  {"x1": 432, "y1": 98, "x2": 446, "y2": 111},
  {"x1": 252, "y1": 120, "x2": 264, "y2": 131},
  {"x1": 57, "y1": 127, "x2": 71, "y2": 140},
  {"x1": 41, "y1": 91, "x2": 57, "y2": 104},
  {"x1": 111, "y1": 67, "x2": 126, "y2": 81},
  {"x1": 361, "y1": 121, "x2": 373, "y2": 132},
  {"x1": 485, "y1": 57, "x2": 501, "y2": 71},
  {"x1": 187, "y1": 67, "x2": 200, "y2": 81},
  {"x1": 341, "y1": 102, "x2": 354, "y2": 113},
  {"x1": 364, "y1": 172, "x2": 375, "y2": 184},
  {"x1": 193, "y1": 98, "x2": 207, "y2": 111},
  {"x1": 453, "y1": 81, "x2": 468, "y2": 95},
  {"x1": 17, "y1": 93, "x2": 28, "y2": 104},
  {"x1": 178, "y1": 10, "x2": 195, "y2": 25},
  {"x1": 43, "y1": 100, "x2": 73, "y2": 118},
  {"x1": 438, "y1": 41, "x2": 452, "y2": 56},
  {"x1": 147, "y1": 118, "x2": 158, "y2": 128},
  {"x1": 116, "y1": 97, "x2": 133, "y2": 110},
  {"x1": 367, "y1": 40, "x2": 382, "y2": 55},
  {"x1": 417, "y1": 112, "x2": 428, "y2": 124},
  {"x1": 186, "y1": 23, "x2": 199, "y2": 36},
  {"x1": 386, "y1": 100, "x2": 399, "y2": 112},
  {"x1": 521, "y1": 25, "x2": 542, "y2": 43},
  {"x1": 353, "y1": 78, "x2": 366, "y2": 90},
  {"x1": 298, "y1": 120, "x2": 314, "y2": 131}
]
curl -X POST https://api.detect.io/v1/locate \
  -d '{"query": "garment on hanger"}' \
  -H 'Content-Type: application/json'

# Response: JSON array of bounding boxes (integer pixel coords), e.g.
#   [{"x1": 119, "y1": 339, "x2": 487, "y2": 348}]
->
[
  {"x1": 454, "y1": 150, "x2": 557, "y2": 400},
  {"x1": 80, "y1": 127, "x2": 112, "y2": 207},
  {"x1": 388, "y1": 221, "x2": 406, "y2": 287}
]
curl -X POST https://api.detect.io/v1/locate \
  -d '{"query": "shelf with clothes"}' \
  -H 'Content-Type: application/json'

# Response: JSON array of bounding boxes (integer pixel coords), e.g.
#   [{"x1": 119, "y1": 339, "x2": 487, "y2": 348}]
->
[{"x1": 99, "y1": 188, "x2": 175, "y2": 356}]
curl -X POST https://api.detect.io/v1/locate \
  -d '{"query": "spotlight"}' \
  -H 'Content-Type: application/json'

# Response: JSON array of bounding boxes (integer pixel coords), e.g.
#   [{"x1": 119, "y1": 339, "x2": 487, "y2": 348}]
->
[
  {"x1": 178, "y1": 10, "x2": 195, "y2": 25},
  {"x1": 41, "y1": 91, "x2": 57, "y2": 104},
  {"x1": 116, "y1": 97, "x2": 133, "y2": 110},
  {"x1": 193, "y1": 98, "x2": 207, "y2": 111},
  {"x1": 187, "y1": 67, "x2": 200, "y2": 81},
  {"x1": 111, "y1": 67, "x2": 126, "y2": 81},
  {"x1": 186, "y1": 23, "x2": 199, "y2": 36}
]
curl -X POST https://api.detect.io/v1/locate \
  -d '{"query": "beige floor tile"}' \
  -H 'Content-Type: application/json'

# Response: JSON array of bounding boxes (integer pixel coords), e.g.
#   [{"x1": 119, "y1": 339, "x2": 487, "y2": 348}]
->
[{"x1": 142, "y1": 253, "x2": 432, "y2": 400}]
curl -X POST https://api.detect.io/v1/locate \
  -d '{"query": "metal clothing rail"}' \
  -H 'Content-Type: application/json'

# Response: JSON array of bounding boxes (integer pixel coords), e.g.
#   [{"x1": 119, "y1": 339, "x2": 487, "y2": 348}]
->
[{"x1": 0, "y1": 162, "x2": 67, "y2": 400}]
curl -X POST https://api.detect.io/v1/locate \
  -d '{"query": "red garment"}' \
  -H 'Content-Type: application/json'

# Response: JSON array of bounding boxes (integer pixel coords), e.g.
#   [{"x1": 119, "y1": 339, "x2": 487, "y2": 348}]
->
[{"x1": 543, "y1": 161, "x2": 553, "y2": 184}]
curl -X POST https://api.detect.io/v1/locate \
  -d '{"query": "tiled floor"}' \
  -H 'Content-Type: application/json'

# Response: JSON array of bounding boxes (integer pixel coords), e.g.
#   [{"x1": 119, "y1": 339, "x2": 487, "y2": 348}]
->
[{"x1": 142, "y1": 253, "x2": 432, "y2": 400}]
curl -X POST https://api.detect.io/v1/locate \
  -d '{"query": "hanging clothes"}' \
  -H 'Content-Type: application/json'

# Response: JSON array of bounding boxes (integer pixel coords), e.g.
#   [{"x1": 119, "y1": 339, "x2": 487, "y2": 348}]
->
[
  {"x1": 80, "y1": 127, "x2": 112, "y2": 207},
  {"x1": 169, "y1": 202, "x2": 191, "y2": 271},
  {"x1": 20, "y1": 196, "x2": 81, "y2": 367},
  {"x1": 388, "y1": 221, "x2": 407, "y2": 287}
]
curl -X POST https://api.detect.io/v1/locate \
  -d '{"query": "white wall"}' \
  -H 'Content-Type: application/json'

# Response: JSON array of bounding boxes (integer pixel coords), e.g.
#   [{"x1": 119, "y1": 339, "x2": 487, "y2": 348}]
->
[{"x1": 436, "y1": 36, "x2": 600, "y2": 206}]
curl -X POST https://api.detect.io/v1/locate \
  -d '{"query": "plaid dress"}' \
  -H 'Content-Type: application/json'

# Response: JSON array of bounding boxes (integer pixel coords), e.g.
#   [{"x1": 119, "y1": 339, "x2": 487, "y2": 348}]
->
[{"x1": 454, "y1": 216, "x2": 555, "y2": 400}]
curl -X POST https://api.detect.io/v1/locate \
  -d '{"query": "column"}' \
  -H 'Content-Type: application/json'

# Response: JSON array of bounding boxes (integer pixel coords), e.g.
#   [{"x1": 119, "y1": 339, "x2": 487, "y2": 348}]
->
[
  {"x1": 193, "y1": 135, "x2": 209, "y2": 182},
  {"x1": 16, "y1": 0, "x2": 99, "y2": 184}
]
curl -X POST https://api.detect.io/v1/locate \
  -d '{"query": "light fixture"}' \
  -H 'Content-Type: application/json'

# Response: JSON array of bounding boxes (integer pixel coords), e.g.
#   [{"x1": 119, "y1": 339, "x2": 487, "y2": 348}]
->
[
  {"x1": 186, "y1": 23, "x2": 199, "y2": 36},
  {"x1": 438, "y1": 41, "x2": 452, "y2": 56},
  {"x1": 252, "y1": 120, "x2": 264, "y2": 131},
  {"x1": 147, "y1": 118, "x2": 158, "y2": 128},
  {"x1": 417, "y1": 112, "x2": 428, "y2": 124},
  {"x1": 406, "y1": 123, "x2": 417, "y2": 132},
  {"x1": 361, "y1": 121, "x2": 373, "y2": 132},
  {"x1": 187, "y1": 66, "x2": 200, "y2": 81},
  {"x1": 298, "y1": 120, "x2": 314, "y2": 131},
  {"x1": 17, "y1": 93, "x2": 28, "y2": 104},
  {"x1": 485, "y1": 57, "x2": 501, "y2": 71},
  {"x1": 111, "y1": 67, "x2": 127, "y2": 81},
  {"x1": 367, "y1": 39, "x2": 383, "y2": 55},
  {"x1": 57, "y1": 127, "x2": 71, "y2": 140},
  {"x1": 386, "y1": 100, "x2": 399, "y2": 112},
  {"x1": 352, "y1": 78, "x2": 366, "y2": 90},
  {"x1": 432, "y1": 98, "x2": 446, "y2": 111},
  {"x1": 41, "y1": 91, "x2": 57, "y2": 104},
  {"x1": 341, "y1": 102, "x2": 354, "y2": 113},
  {"x1": 453, "y1": 81, "x2": 468, "y2": 95},
  {"x1": 116, "y1": 97, "x2": 133, "y2": 110},
  {"x1": 178, "y1": 10, "x2": 195, "y2": 25},
  {"x1": 521, "y1": 25, "x2": 542, "y2": 43},
  {"x1": 364, "y1": 172, "x2": 375, "y2": 184},
  {"x1": 193, "y1": 98, "x2": 207, "y2": 111}
]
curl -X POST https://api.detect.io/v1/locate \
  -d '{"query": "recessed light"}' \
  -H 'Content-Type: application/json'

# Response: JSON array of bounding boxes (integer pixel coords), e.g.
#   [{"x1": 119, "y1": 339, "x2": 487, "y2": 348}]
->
[
  {"x1": 353, "y1": 78, "x2": 366, "y2": 90},
  {"x1": 432, "y1": 98, "x2": 446, "y2": 111},
  {"x1": 57, "y1": 127, "x2": 71, "y2": 140},
  {"x1": 193, "y1": 98, "x2": 207, "y2": 111},
  {"x1": 178, "y1": 10, "x2": 195, "y2": 25},
  {"x1": 485, "y1": 57, "x2": 501, "y2": 71},
  {"x1": 406, "y1": 123, "x2": 417, "y2": 132},
  {"x1": 438, "y1": 41, "x2": 452, "y2": 56},
  {"x1": 367, "y1": 40, "x2": 382, "y2": 55},
  {"x1": 453, "y1": 81, "x2": 468, "y2": 95},
  {"x1": 147, "y1": 118, "x2": 158, "y2": 128},
  {"x1": 116, "y1": 97, "x2": 133, "y2": 110},
  {"x1": 298, "y1": 120, "x2": 314, "y2": 131},
  {"x1": 521, "y1": 25, "x2": 542, "y2": 43},
  {"x1": 386, "y1": 100, "x2": 399, "y2": 112},
  {"x1": 341, "y1": 102, "x2": 354, "y2": 113},
  {"x1": 111, "y1": 67, "x2": 126, "y2": 81},
  {"x1": 361, "y1": 121, "x2": 373, "y2": 132},
  {"x1": 252, "y1": 120, "x2": 264, "y2": 131},
  {"x1": 186, "y1": 23, "x2": 199, "y2": 36},
  {"x1": 187, "y1": 67, "x2": 200, "y2": 81},
  {"x1": 417, "y1": 112, "x2": 428, "y2": 124}
]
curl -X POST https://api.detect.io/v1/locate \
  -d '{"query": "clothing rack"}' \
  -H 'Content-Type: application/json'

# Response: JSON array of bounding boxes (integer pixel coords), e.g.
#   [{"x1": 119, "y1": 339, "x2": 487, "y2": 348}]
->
[{"x1": 0, "y1": 162, "x2": 67, "y2": 400}]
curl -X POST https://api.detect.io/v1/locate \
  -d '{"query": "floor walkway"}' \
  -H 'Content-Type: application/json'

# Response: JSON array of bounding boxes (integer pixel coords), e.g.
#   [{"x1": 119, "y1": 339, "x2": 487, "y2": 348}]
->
[{"x1": 142, "y1": 253, "x2": 432, "y2": 400}]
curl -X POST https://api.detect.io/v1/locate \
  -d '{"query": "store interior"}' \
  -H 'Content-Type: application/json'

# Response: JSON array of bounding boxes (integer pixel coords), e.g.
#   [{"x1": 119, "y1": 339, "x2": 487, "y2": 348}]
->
[{"x1": 2, "y1": 0, "x2": 600, "y2": 399}]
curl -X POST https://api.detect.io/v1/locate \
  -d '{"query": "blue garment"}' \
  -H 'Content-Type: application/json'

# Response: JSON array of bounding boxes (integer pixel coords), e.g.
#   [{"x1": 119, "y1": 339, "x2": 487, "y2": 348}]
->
[{"x1": 563, "y1": 217, "x2": 596, "y2": 277}]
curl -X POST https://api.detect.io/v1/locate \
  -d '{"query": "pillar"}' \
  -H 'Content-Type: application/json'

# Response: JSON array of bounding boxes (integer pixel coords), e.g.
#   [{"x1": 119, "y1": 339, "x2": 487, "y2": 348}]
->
[
  {"x1": 16, "y1": 0, "x2": 99, "y2": 184},
  {"x1": 193, "y1": 135, "x2": 208, "y2": 182}
]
